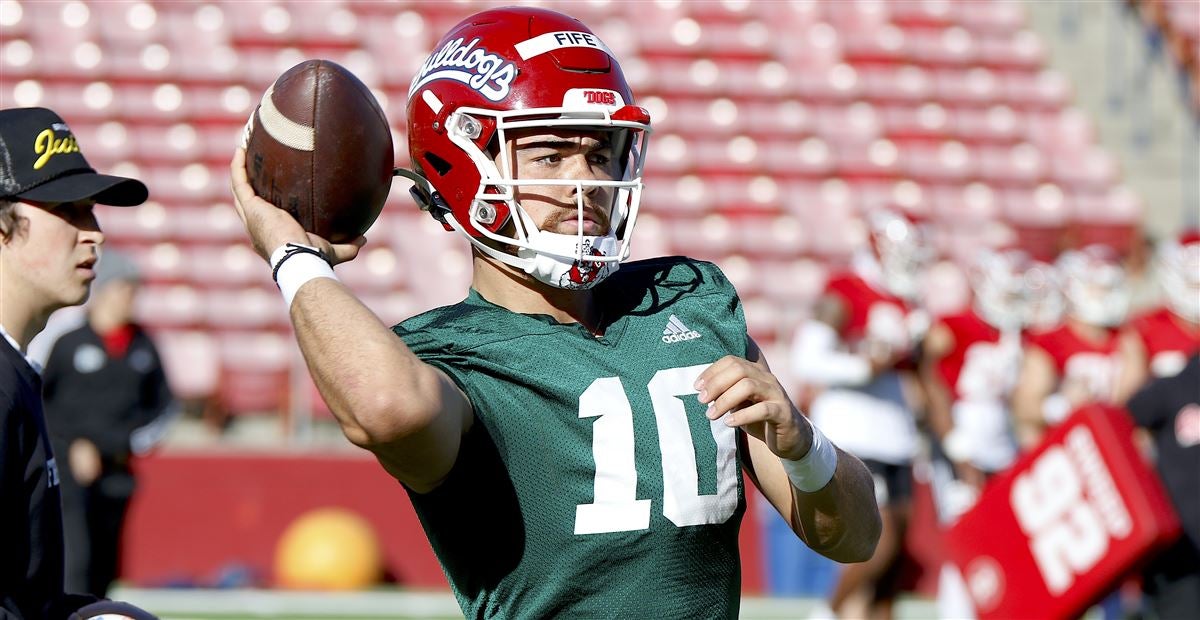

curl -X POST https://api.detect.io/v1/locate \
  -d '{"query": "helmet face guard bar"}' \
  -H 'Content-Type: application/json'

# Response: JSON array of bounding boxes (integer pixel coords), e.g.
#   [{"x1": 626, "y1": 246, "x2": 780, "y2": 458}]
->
[{"x1": 444, "y1": 104, "x2": 652, "y2": 265}]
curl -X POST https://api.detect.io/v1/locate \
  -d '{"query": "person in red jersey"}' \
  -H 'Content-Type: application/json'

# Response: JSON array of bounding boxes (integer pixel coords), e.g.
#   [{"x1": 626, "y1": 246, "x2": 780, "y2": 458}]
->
[
  {"x1": 791, "y1": 208, "x2": 933, "y2": 619},
  {"x1": 1012, "y1": 244, "x2": 1142, "y2": 448},
  {"x1": 1120, "y1": 231, "x2": 1200, "y2": 383},
  {"x1": 921, "y1": 248, "x2": 1037, "y2": 619},
  {"x1": 922, "y1": 248, "x2": 1027, "y2": 489}
]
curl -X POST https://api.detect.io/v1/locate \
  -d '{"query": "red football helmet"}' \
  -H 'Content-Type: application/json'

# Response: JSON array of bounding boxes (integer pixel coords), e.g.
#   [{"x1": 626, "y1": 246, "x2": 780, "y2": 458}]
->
[
  {"x1": 1156, "y1": 229, "x2": 1200, "y2": 323},
  {"x1": 400, "y1": 7, "x2": 652, "y2": 289}
]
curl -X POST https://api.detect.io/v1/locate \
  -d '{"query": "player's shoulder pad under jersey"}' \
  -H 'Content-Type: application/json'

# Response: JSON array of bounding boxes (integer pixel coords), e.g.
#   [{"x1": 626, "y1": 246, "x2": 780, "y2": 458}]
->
[
  {"x1": 607, "y1": 255, "x2": 738, "y2": 300},
  {"x1": 391, "y1": 301, "x2": 494, "y2": 357}
]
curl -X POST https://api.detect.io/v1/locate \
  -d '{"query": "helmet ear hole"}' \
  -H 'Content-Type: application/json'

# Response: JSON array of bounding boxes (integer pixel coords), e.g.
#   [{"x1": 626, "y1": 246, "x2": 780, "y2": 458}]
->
[{"x1": 423, "y1": 152, "x2": 453, "y2": 177}]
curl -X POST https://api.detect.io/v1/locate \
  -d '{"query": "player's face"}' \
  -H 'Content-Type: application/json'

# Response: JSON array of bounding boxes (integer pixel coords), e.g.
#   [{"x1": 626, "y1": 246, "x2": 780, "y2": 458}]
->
[
  {"x1": 503, "y1": 128, "x2": 620, "y2": 237},
  {"x1": 2, "y1": 199, "x2": 104, "y2": 309}
]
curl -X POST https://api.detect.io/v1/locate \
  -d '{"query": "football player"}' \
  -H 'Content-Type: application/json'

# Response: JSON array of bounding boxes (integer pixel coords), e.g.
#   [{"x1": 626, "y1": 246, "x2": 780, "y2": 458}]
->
[
  {"x1": 1012, "y1": 244, "x2": 1142, "y2": 447},
  {"x1": 919, "y1": 248, "x2": 1030, "y2": 619},
  {"x1": 790, "y1": 208, "x2": 932, "y2": 619},
  {"x1": 1120, "y1": 230, "x2": 1200, "y2": 384},
  {"x1": 230, "y1": 7, "x2": 880, "y2": 617}
]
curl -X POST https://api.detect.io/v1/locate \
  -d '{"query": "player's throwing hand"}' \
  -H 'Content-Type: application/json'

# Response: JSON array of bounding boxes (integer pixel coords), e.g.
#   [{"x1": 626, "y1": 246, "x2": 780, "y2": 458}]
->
[{"x1": 229, "y1": 147, "x2": 364, "y2": 266}]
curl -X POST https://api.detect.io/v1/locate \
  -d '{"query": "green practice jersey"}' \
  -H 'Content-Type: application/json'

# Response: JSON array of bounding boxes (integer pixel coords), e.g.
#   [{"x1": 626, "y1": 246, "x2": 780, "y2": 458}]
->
[{"x1": 393, "y1": 257, "x2": 752, "y2": 619}]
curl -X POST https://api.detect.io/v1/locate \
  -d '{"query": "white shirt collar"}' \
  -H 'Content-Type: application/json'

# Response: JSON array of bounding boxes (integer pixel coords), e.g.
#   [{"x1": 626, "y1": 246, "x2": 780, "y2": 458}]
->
[{"x1": 0, "y1": 323, "x2": 43, "y2": 376}]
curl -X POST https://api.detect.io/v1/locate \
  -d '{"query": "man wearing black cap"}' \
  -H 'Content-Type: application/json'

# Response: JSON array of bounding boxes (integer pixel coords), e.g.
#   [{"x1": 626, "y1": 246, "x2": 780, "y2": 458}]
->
[{"x1": 0, "y1": 107, "x2": 156, "y2": 619}]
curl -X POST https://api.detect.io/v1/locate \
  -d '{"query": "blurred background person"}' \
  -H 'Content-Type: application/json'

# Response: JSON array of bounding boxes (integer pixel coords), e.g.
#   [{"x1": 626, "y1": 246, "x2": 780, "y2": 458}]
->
[
  {"x1": 1125, "y1": 354, "x2": 1200, "y2": 620},
  {"x1": 791, "y1": 209, "x2": 933, "y2": 619},
  {"x1": 1110, "y1": 232, "x2": 1200, "y2": 620},
  {"x1": 1020, "y1": 259, "x2": 1068, "y2": 333},
  {"x1": 42, "y1": 250, "x2": 178, "y2": 598},
  {"x1": 1012, "y1": 243, "x2": 1141, "y2": 448},
  {"x1": 919, "y1": 247, "x2": 1050, "y2": 618},
  {"x1": 1121, "y1": 230, "x2": 1200, "y2": 384},
  {"x1": 1010, "y1": 243, "x2": 1145, "y2": 620}
]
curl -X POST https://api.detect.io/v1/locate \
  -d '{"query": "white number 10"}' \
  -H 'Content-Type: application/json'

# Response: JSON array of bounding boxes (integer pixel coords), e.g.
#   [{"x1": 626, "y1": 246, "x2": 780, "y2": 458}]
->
[{"x1": 574, "y1": 365, "x2": 739, "y2": 535}]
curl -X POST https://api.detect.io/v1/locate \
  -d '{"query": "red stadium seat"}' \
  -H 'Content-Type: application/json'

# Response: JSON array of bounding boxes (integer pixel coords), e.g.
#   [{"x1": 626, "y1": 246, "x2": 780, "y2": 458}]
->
[
  {"x1": 758, "y1": 258, "x2": 829, "y2": 306},
  {"x1": 957, "y1": 1, "x2": 1027, "y2": 36},
  {"x1": 888, "y1": 0, "x2": 958, "y2": 29},
  {"x1": 730, "y1": 215, "x2": 806, "y2": 258},
  {"x1": 662, "y1": 214, "x2": 736, "y2": 262},
  {"x1": 935, "y1": 66, "x2": 1001, "y2": 106},
  {"x1": 903, "y1": 140, "x2": 976, "y2": 183},
  {"x1": 335, "y1": 246, "x2": 407, "y2": 294},
  {"x1": 835, "y1": 138, "x2": 903, "y2": 179},
  {"x1": 933, "y1": 181, "x2": 1002, "y2": 225},
  {"x1": 1024, "y1": 107, "x2": 1097, "y2": 154},
  {"x1": 975, "y1": 143, "x2": 1047, "y2": 187},
  {"x1": 1002, "y1": 69, "x2": 1072, "y2": 110},
  {"x1": 216, "y1": 331, "x2": 292, "y2": 415},
  {"x1": 186, "y1": 244, "x2": 272, "y2": 288},
  {"x1": 954, "y1": 104, "x2": 1025, "y2": 145},
  {"x1": 860, "y1": 65, "x2": 936, "y2": 104},
  {"x1": 136, "y1": 284, "x2": 205, "y2": 330},
  {"x1": 153, "y1": 329, "x2": 219, "y2": 401},
  {"x1": 168, "y1": 204, "x2": 246, "y2": 244},
  {"x1": 976, "y1": 30, "x2": 1046, "y2": 70},
  {"x1": 12, "y1": 0, "x2": 1140, "y2": 444},
  {"x1": 908, "y1": 26, "x2": 979, "y2": 67},
  {"x1": 841, "y1": 24, "x2": 908, "y2": 65},
  {"x1": 762, "y1": 138, "x2": 838, "y2": 178},
  {"x1": 1050, "y1": 147, "x2": 1119, "y2": 192},
  {"x1": 204, "y1": 286, "x2": 288, "y2": 330}
]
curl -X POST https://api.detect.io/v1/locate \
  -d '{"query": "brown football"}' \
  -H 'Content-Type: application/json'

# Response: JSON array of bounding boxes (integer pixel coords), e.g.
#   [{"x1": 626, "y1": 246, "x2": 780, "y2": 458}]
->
[{"x1": 244, "y1": 59, "x2": 393, "y2": 243}]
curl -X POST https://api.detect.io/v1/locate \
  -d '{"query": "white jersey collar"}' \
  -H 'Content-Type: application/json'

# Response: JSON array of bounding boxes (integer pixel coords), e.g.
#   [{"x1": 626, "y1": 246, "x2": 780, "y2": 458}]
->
[{"x1": 0, "y1": 323, "x2": 43, "y2": 376}]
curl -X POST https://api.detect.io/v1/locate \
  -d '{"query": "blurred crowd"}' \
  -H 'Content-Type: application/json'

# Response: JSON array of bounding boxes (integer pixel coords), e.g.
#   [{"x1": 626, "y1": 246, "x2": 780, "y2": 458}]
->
[{"x1": 786, "y1": 209, "x2": 1198, "y2": 619}]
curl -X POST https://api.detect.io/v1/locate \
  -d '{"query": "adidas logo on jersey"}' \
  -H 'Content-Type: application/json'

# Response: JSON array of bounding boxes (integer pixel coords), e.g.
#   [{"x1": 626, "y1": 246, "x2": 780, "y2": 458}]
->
[{"x1": 662, "y1": 314, "x2": 702, "y2": 344}]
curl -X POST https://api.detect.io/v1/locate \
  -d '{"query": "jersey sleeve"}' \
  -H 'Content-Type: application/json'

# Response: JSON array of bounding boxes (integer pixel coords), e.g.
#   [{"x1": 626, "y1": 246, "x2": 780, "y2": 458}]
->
[
  {"x1": 391, "y1": 314, "x2": 482, "y2": 412},
  {"x1": 671, "y1": 259, "x2": 749, "y2": 359}
]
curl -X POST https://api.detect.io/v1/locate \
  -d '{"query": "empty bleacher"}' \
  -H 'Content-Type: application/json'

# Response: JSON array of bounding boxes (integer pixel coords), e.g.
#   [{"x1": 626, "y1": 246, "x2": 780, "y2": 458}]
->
[{"x1": 0, "y1": 0, "x2": 1143, "y2": 427}]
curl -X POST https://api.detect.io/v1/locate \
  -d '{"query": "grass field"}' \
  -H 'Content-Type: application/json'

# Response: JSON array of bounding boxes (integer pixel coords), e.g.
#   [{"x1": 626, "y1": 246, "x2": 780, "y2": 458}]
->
[{"x1": 110, "y1": 587, "x2": 948, "y2": 620}]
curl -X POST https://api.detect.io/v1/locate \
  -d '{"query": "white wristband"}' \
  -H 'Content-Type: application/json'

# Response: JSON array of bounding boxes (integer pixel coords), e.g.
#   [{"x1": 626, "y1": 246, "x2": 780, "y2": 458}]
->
[
  {"x1": 780, "y1": 423, "x2": 839, "y2": 493},
  {"x1": 269, "y1": 243, "x2": 338, "y2": 307}
]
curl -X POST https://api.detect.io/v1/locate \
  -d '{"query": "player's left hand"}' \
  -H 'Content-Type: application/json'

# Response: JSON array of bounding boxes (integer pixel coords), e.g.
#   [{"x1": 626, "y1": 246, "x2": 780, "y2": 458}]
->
[{"x1": 697, "y1": 355, "x2": 814, "y2": 461}]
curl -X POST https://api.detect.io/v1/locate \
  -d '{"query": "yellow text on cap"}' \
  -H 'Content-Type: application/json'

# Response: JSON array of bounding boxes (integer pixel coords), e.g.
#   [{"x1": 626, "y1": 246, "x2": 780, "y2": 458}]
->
[{"x1": 34, "y1": 128, "x2": 80, "y2": 170}]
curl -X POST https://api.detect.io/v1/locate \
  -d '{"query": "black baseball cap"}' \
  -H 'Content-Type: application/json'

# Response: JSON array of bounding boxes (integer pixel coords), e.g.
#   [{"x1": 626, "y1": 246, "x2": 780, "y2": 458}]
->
[{"x1": 0, "y1": 107, "x2": 147, "y2": 206}]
